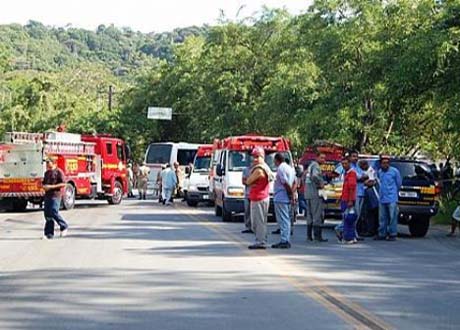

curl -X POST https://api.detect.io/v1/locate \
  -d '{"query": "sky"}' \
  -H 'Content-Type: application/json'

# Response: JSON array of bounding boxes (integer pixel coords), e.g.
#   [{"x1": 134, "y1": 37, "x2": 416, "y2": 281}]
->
[{"x1": 0, "y1": 0, "x2": 312, "y2": 33}]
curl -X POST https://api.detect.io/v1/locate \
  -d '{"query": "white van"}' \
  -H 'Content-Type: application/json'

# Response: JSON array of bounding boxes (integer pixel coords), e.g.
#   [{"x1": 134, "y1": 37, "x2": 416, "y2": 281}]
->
[
  {"x1": 211, "y1": 135, "x2": 292, "y2": 222},
  {"x1": 185, "y1": 145, "x2": 213, "y2": 206},
  {"x1": 144, "y1": 142, "x2": 200, "y2": 194}
]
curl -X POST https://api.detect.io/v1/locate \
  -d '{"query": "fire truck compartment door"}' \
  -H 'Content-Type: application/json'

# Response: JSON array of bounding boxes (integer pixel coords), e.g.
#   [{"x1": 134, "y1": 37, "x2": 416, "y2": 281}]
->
[{"x1": 0, "y1": 144, "x2": 44, "y2": 179}]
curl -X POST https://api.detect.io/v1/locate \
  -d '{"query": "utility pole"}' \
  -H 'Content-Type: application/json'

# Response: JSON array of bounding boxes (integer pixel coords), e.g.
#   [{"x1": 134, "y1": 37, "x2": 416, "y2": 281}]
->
[{"x1": 108, "y1": 85, "x2": 114, "y2": 111}]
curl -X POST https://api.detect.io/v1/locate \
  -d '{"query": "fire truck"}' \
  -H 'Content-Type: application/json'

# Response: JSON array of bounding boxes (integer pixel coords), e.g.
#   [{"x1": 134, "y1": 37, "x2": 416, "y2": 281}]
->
[
  {"x1": 210, "y1": 135, "x2": 292, "y2": 222},
  {"x1": 0, "y1": 131, "x2": 129, "y2": 211}
]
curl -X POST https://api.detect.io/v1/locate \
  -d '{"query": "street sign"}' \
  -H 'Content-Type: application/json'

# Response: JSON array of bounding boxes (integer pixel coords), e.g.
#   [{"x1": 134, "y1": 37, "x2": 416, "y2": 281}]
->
[{"x1": 147, "y1": 107, "x2": 172, "y2": 120}]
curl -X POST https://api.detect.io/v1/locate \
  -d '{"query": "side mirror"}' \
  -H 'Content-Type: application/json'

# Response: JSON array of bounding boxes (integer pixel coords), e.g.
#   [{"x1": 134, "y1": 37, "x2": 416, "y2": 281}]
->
[{"x1": 216, "y1": 164, "x2": 224, "y2": 176}]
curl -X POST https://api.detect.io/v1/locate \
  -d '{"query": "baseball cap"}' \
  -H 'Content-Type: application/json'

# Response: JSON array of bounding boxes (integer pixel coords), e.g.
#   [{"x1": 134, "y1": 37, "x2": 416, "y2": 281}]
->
[{"x1": 251, "y1": 147, "x2": 265, "y2": 157}]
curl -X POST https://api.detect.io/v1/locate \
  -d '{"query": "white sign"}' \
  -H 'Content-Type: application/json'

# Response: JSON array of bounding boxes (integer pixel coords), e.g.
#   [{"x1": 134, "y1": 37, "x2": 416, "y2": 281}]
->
[{"x1": 147, "y1": 107, "x2": 172, "y2": 120}]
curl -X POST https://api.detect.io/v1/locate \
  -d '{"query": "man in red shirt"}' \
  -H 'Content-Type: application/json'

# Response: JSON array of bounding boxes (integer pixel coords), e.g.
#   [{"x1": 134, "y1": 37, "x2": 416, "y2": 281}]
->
[
  {"x1": 246, "y1": 147, "x2": 273, "y2": 250},
  {"x1": 336, "y1": 157, "x2": 357, "y2": 243}
]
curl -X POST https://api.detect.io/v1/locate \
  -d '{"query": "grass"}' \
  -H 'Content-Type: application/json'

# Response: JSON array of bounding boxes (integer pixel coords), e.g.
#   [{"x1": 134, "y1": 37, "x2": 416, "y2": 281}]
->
[{"x1": 432, "y1": 196, "x2": 458, "y2": 226}]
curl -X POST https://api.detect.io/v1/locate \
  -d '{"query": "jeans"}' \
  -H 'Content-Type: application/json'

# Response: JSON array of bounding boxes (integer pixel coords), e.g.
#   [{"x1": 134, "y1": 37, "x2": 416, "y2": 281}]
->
[
  {"x1": 298, "y1": 194, "x2": 307, "y2": 214},
  {"x1": 379, "y1": 203, "x2": 399, "y2": 238},
  {"x1": 305, "y1": 198, "x2": 323, "y2": 226},
  {"x1": 44, "y1": 197, "x2": 68, "y2": 237},
  {"x1": 275, "y1": 202, "x2": 291, "y2": 243}
]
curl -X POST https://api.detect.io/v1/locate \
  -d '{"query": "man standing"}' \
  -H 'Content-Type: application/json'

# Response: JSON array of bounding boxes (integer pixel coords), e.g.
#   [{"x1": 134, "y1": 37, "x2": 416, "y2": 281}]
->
[
  {"x1": 272, "y1": 153, "x2": 295, "y2": 249},
  {"x1": 305, "y1": 151, "x2": 327, "y2": 242},
  {"x1": 42, "y1": 158, "x2": 68, "y2": 239},
  {"x1": 337, "y1": 157, "x2": 358, "y2": 243},
  {"x1": 127, "y1": 163, "x2": 134, "y2": 198},
  {"x1": 173, "y1": 162, "x2": 183, "y2": 199},
  {"x1": 375, "y1": 156, "x2": 402, "y2": 241},
  {"x1": 247, "y1": 147, "x2": 273, "y2": 250},
  {"x1": 137, "y1": 161, "x2": 150, "y2": 200},
  {"x1": 161, "y1": 163, "x2": 178, "y2": 205},
  {"x1": 358, "y1": 160, "x2": 378, "y2": 236},
  {"x1": 241, "y1": 164, "x2": 253, "y2": 234}
]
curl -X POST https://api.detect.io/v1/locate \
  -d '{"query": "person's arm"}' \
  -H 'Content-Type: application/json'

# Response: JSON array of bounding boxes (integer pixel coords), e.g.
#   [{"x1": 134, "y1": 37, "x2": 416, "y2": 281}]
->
[
  {"x1": 311, "y1": 165, "x2": 325, "y2": 188},
  {"x1": 348, "y1": 171, "x2": 357, "y2": 207},
  {"x1": 43, "y1": 170, "x2": 66, "y2": 191},
  {"x1": 395, "y1": 168, "x2": 402, "y2": 190},
  {"x1": 247, "y1": 168, "x2": 264, "y2": 185}
]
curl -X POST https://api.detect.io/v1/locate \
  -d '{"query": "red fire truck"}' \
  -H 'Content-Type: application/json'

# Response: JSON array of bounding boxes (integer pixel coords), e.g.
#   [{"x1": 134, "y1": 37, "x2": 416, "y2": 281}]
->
[
  {"x1": 210, "y1": 135, "x2": 292, "y2": 221},
  {"x1": 0, "y1": 131, "x2": 129, "y2": 211}
]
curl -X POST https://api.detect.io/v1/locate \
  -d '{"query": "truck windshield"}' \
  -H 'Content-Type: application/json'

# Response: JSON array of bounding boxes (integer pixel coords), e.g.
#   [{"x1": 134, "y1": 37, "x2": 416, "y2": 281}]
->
[
  {"x1": 193, "y1": 156, "x2": 211, "y2": 172},
  {"x1": 146, "y1": 144, "x2": 172, "y2": 164},
  {"x1": 228, "y1": 151, "x2": 291, "y2": 172}
]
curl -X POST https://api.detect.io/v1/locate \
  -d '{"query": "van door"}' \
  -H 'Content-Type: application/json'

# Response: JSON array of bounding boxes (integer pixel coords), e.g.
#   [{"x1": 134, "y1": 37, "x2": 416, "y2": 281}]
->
[{"x1": 214, "y1": 150, "x2": 225, "y2": 206}]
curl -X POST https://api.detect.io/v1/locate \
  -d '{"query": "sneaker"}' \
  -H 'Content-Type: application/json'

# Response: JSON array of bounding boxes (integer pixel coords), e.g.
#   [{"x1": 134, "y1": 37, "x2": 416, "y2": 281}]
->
[
  {"x1": 248, "y1": 244, "x2": 267, "y2": 250},
  {"x1": 344, "y1": 240, "x2": 355, "y2": 245},
  {"x1": 42, "y1": 235, "x2": 53, "y2": 240},
  {"x1": 60, "y1": 228, "x2": 68, "y2": 238},
  {"x1": 241, "y1": 229, "x2": 254, "y2": 234},
  {"x1": 386, "y1": 236, "x2": 397, "y2": 241},
  {"x1": 271, "y1": 242, "x2": 291, "y2": 249},
  {"x1": 272, "y1": 229, "x2": 281, "y2": 235}
]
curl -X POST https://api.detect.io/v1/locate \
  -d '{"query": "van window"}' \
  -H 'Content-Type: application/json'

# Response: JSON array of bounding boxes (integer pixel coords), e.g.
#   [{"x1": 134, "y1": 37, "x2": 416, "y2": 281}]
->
[
  {"x1": 146, "y1": 144, "x2": 172, "y2": 164},
  {"x1": 106, "y1": 143, "x2": 113, "y2": 155},
  {"x1": 177, "y1": 149, "x2": 197, "y2": 166}
]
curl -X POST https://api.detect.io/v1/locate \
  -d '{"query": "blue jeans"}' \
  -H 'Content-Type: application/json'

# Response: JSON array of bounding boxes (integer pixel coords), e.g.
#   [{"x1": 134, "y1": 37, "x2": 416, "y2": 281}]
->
[
  {"x1": 275, "y1": 202, "x2": 291, "y2": 243},
  {"x1": 379, "y1": 203, "x2": 399, "y2": 238},
  {"x1": 298, "y1": 194, "x2": 307, "y2": 214},
  {"x1": 44, "y1": 197, "x2": 68, "y2": 237}
]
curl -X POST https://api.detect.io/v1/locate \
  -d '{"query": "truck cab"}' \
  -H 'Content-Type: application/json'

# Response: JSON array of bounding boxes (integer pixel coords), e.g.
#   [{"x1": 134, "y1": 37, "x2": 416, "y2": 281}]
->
[
  {"x1": 211, "y1": 135, "x2": 292, "y2": 222},
  {"x1": 185, "y1": 145, "x2": 213, "y2": 207}
]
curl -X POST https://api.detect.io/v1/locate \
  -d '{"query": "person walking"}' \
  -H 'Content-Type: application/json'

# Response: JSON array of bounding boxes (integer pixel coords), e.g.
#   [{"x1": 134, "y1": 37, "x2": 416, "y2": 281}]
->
[
  {"x1": 375, "y1": 156, "x2": 402, "y2": 241},
  {"x1": 246, "y1": 147, "x2": 273, "y2": 250},
  {"x1": 305, "y1": 151, "x2": 328, "y2": 242},
  {"x1": 337, "y1": 157, "x2": 358, "y2": 244},
  {"x1": 161, "y1": 163, "x2": 178, "y2": 205},
  {"x1": 272, "y1": 153, "x2": 295, "y2": 249},
  {"x1": 127, "y1": 163, "x2": 134, "y2": 198},
  {"x1": 241, "y1": 164, "x2": 253, "y2": 234},
  {"x1": 42, "y1": 158, "x2": 69, "y2": 240},
  {"x1": 137, "y1": 162, "x2": 150, "y2": 200}
]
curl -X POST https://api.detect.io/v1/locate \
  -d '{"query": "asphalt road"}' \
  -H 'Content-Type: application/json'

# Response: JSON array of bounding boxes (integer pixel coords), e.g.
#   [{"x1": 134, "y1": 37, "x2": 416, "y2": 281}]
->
[{"x1": 1, "y1": 199, "x2": 459, "y2": 330}]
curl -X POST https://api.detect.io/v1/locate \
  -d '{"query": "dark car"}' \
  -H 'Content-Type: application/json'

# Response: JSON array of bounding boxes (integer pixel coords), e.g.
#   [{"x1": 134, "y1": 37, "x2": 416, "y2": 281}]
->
[{"x1": 364, "y1": 157, "x2": 440, "y2": 237}]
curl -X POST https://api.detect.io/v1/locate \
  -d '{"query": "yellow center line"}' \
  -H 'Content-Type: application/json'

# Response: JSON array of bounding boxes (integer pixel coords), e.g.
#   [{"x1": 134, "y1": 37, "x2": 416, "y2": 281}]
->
[{"x1": 174, "y1": 204, "x2": 393, "y2": 330}]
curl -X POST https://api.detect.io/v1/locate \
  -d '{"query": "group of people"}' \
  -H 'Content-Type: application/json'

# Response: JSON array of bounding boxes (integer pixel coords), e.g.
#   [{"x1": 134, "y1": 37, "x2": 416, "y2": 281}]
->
[
  {"x1": 127, "y1": 161, "x2": 183, "y2": 204},
  {"x1": 242, "y1": 149, "x2": 402, "y2": 249}
]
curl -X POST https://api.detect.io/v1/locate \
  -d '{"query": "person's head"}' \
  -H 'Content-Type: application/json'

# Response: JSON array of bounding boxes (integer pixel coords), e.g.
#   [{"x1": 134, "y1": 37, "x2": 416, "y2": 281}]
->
[
  {"x1": 251, "y1": 147, "x2": 265, "y2": 165},
  {"x1": 316, "y1": 151, "x2": 326, "y2": 165},
  {"x1": 161, "y1": 164, "x2": 166, "y2": 170},
  {"x1": 166, "y1": 163, "x2": 171, "y2": 168},
  {"x1": 173, "y1": 162, "x2": 179, "y2": 169},
  {"x1": 359, "y1": 159, "x2": 369, "y2": 171},
  {"x1": 45, "y1": 158, "x2": 56, "y2": 170},
  {"x1": 350, "y1": 151, "x2": 359, "y2": 164},
  {"x1": 380, "y1": 155, "x2": 391, "y2": 171},
  {"x1": 274, "y1": 153, "x2": 285, "y2": 167},
  {"x1": 341, "y1": 157, "x2": 351, "y2": 171}
]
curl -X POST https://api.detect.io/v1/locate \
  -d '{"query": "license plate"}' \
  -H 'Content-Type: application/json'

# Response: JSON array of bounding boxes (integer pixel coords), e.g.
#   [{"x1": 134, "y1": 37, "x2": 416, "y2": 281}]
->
[
  {"x1": 399, "y1": 191, "x2": 418, "y2": 198},
  {"x1": 202, "y1": 195, "x2": 209, "y2": 200}
]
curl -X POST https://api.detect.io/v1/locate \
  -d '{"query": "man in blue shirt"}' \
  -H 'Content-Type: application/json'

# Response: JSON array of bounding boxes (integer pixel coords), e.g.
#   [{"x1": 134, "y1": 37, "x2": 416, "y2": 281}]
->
[
  {"x1": 376, "y1": 156, "x2": 402, "y2": 241},
  {"x1": 272, "y1": 153, "x2": 295, "y2": 249}
]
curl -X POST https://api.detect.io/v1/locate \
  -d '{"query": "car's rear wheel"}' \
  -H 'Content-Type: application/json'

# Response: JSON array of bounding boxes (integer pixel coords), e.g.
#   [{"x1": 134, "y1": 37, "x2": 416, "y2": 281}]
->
[
  {"x1": 62, "y1": 183, "x2": 76, "y2": 210},
  {"x1": 408, "y1": 216, "x2": 430, "y2": 237}
]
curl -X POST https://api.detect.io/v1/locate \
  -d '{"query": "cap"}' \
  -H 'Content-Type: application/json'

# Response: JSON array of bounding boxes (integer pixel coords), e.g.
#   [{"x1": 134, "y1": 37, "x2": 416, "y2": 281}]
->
[
  {"x1": 380, "y1": 155, "x2": 391, "y2": 161},
  {"x1": 251, "y1": 147, "x2": 265, "y2": 157}
]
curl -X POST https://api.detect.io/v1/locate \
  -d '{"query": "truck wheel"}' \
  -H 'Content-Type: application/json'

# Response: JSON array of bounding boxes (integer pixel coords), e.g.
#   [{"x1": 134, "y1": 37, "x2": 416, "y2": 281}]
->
[
  {"x1": 215, "y1": 204, "x2": 222, "y2": 217},
  {"x1": 222, "y1": 202, "x2": 232, "y2": 222},
  {"x1": 108, "y1": 181, "x2": 123, "y2": 205},
  {"x1": 11, "y1": 199, "x2": 28, "y2": 212},
  {"x1": 187, "y1": 200, "x2": 198, "y2": 207},
  {"x1": 408, "y1": 216, "x2": 430, "y2": 238},
  {"x1": 62, "y1": 183, "x2": 76, "y2": 210}
]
